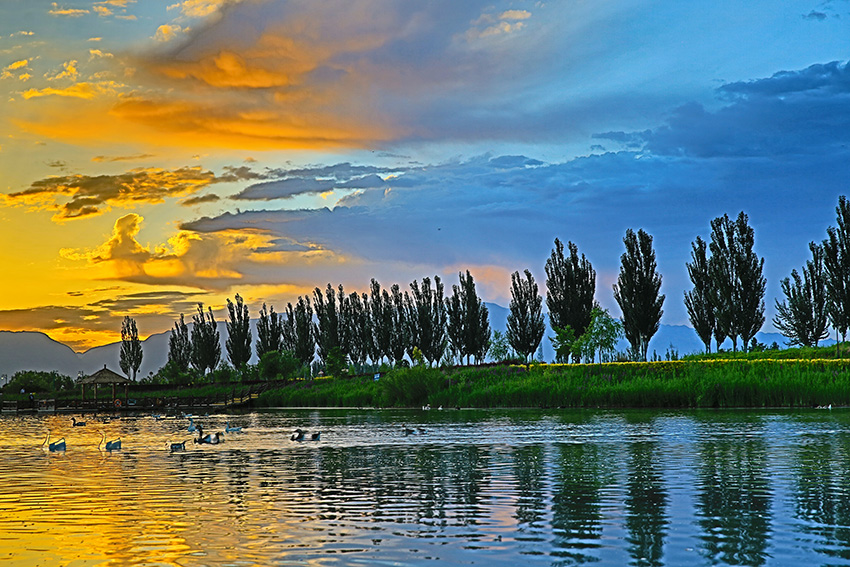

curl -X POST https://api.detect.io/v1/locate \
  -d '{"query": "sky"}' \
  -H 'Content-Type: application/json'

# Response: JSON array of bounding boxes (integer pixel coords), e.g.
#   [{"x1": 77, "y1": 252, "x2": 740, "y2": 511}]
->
[{"x1": 0, "y1": 0, "x2": 849, "y2": 352}]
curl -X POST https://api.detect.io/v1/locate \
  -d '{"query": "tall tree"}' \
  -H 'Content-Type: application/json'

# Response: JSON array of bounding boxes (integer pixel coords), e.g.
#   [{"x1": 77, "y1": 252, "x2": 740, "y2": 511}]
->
[
  {"x1": 313, "y1": 284, "x2": 341, "y2": 364},
  {"x1": 506, "y1": 269, "x2": 545, "y2": 363},
  {"x1": 256, "y1": 303, "x2": 283, "y2": 359},
  {"x1": 733, "y1": 212, "x2": 766, "y2": 352},
  {"x1": 369, "y1": 279, "x2": 392, "y2": 365},
  {"x1": 709, "y1": 212, "x2": 766, "y2": 352},
  {"x1": 446, "y1": 271, "x2": 491, "y2": 365},
  {"x1": 225, "y1": 294, "x2": 252, "y2": 369},
  {"x1": 684, "y1": 236, "x2": 715, "y2": 353},
  {"x1": 387, "y1": 284, "x2": 408, "y2": 366},
  {"x1": 119, "y1": 315, "x2": 143, "y2": 381},
  {"x1": 348, "y1": 292, "x2": 372, "y2": 368},
  {"x1": 168, "y1": 313, "x2": 191, "y2": 372},
  {"x1": 614, "y1": 228, "x2": 665, "y2": 362},
  {"x1": 406, "y1": 276, "x2": 447, "y2": 365},
  {"x1": 823, "y1": 195, "x2": 850, "y2": 351},
  {"x1": 774, "y1": 242, "x2": 829, "y2": 347},
  {"x1": 545, "y1": 238, "x2": 596, "y2": 361},
  {"x1": 191, "y1": 303, "x2": 221, "y2": 375},
  {"x1": 286, "y1": 296, "x2": 315, "y2": 367}
]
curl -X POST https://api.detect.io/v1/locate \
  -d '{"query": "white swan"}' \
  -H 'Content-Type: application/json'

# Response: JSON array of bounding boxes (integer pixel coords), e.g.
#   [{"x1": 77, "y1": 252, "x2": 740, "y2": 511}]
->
[
  {"x1": 42, "y1": 431, "x2": 66, "y2": 452},
  {"x1": 99, "y1": 432, "x2": 121, "y2": 451},
  {"x1": 187, "y1": 417, "x2": 197, "y2": 432}
]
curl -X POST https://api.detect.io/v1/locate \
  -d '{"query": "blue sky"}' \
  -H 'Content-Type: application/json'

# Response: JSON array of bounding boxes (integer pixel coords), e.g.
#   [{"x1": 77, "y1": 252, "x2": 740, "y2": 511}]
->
[{"x1": 0, "y1": 0, "x2": 848, "y2": 350}]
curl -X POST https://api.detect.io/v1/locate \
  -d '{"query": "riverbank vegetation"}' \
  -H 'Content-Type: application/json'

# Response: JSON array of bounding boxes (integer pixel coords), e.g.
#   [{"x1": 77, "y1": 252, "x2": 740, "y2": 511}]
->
[{"x1": 253, "y1": 356, "x2": 850, "y2": 410}]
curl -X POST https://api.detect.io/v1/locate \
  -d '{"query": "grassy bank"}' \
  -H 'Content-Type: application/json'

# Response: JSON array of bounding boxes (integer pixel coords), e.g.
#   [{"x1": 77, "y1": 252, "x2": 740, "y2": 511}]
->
[{"x1": 255, "y1": 359, "x2": 850, "y2": 409}]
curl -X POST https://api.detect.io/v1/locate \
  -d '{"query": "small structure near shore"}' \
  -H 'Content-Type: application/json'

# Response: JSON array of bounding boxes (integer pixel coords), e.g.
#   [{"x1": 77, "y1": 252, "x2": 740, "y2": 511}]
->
[{"x1": 79, "y1": 365, "x2": 131, "y2": 406}]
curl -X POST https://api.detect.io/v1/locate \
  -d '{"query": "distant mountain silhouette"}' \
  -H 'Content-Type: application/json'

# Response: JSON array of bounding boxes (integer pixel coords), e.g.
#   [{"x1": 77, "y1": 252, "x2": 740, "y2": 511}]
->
[{"x1": 0, "y1": 304, "x2": 804, "y2": 380}]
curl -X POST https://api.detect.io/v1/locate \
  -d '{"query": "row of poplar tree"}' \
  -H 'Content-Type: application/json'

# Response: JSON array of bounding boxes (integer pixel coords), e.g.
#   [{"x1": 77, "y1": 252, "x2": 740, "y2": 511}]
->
[{"x1": 117, "y1": 196, "x2": 850, "y2": 379}]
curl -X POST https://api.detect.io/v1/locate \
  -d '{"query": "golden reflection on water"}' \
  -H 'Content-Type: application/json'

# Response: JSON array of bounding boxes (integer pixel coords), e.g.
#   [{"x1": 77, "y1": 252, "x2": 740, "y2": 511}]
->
[{"x1": 1, "y1": 409, "x2": 850, "y2": 566}]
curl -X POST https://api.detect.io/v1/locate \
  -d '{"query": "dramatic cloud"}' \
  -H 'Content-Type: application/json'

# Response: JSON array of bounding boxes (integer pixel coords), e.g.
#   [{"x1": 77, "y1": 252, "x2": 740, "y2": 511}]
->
[
  {"x1": 5, "y1": 166, "x2": 219, "y2": 220},
  {"x1": 60, "y1": 213, "x2": 345, "y2": 292},
  {"x1": 177, "y1": 56, "x2": 850, "y2": 314}
]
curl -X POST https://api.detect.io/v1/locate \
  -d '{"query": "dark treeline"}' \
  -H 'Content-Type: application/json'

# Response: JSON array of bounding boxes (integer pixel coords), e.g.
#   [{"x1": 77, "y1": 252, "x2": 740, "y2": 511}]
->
[{"x1": 108, "y1": 196, "x2": 850, "y2": 386}]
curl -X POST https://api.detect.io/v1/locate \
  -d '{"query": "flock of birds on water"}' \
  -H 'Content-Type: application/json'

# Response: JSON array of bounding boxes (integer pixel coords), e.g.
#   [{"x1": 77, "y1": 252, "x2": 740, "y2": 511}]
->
[
  {"x1": 41, "y1": 413, "x2": 324, "y2": 454},
  {"x1": 41, "y1": 404, "x2": 446, "y2": 453}
]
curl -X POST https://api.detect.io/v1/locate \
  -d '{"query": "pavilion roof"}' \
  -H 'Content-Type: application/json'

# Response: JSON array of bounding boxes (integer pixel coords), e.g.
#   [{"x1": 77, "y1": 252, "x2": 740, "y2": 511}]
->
[{"x1": 78, "y1": 366, "x2": 132, "y2": 385}]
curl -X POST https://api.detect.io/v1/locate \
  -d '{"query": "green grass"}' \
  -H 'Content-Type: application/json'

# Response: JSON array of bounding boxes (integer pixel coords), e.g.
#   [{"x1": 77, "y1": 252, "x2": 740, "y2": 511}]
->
[{"x1": 253, "y1": 359, "x2": 850, "y2": 409}]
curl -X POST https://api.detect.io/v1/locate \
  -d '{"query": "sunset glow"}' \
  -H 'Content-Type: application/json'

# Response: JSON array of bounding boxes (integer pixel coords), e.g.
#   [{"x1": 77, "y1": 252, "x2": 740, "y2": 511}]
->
[{"x1": 1, "y1": 1, "x2": 848, "y2": 352}]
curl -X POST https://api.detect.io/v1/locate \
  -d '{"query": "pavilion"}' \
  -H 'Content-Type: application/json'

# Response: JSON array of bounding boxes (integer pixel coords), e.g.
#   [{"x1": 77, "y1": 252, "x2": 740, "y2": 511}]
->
[{"x1": 79, "y1": 365, "x2": 132, "y2": 406}]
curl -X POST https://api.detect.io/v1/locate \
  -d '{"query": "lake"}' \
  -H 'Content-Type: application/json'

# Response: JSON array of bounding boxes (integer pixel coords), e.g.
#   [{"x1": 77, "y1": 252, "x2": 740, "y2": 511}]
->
[{"x1": 1, "y1": 408, "x2": 849, "y2": 566}]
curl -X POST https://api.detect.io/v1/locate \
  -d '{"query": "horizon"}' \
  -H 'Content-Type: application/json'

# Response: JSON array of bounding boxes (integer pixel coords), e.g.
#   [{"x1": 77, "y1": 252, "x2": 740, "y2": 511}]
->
[{"x1": 1, "y1": 1, "x2": 848, "y2": 351}]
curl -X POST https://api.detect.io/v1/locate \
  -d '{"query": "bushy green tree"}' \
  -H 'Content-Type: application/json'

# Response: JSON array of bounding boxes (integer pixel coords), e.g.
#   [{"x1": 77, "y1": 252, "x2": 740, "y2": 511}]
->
[
  {"x1": 571, "y1": 306, "x2": 623, "y2": 363},
  {"x1": 506, "y1": 269, "x2": 545, "y2": 363},
  {"x1": 258, "y1": 350, "x2": 301, "y2": 381},
  {"x1": 119, "y1": 315, "x2": 143, "y2": 381},
  {"x1": 614, "y1": 229, "x2": 664, "y2": 362},
  {"x1": 550, "y1": 325, "x2": 576, "y2": 363},
  {"x1": 225, "y1": 294, "x2": 252, "y2": 369},
  {"x1": 489, "y1": 329, "x2": 512, "y2": 362}
]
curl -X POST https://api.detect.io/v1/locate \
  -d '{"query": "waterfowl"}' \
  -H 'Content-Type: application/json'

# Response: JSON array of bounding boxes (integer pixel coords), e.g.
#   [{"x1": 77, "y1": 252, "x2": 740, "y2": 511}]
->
[
  {"x1": 71, "y1": 417, "x2": 86, "y2": 427},
  {"x1": 187, "y1": 417, "x2": 197, "y2": 432},
  {"x1": 402, "y1": 425, "x2": 414, "y2": 436},
  {"x1": 168, "y1": 440, "x2": 187, "y2": 452},
  {"x1": 42, "y1": 432, "x2": 66, "y2": 452},
  {"x1": 290, "y1": 428, "x2": 305, "y2": 441},
  {"x1": 225, "y1": 422, "x2": 242, "y2": 433},
  {"x1": 99, "y1": 432, "x2": 121, "y2": 451},
  {"x1": 194, "y1": 425, "x2": 223, "y2": 445},
  {"x1": 417, "y1": 427, "x2": 426, "y2": 434},
  {"x1": 310, "y1": 432, "x2": 320, "y2": 441}
]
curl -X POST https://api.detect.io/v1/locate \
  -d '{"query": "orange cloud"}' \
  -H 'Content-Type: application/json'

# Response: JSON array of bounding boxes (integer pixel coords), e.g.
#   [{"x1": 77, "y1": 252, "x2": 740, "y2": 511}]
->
[
  {"x1": 5, "y1": 166, "x2": 218, "y2": 221},
  {"x1": 60, "y1": 212, "x2": 352, "y2": 292},
  {"x1": 21, "y1": 80, "x2": 123, "y2": 100},
  {"x1": 48, "y1": 3, "x2": 90, "y2": 17}
]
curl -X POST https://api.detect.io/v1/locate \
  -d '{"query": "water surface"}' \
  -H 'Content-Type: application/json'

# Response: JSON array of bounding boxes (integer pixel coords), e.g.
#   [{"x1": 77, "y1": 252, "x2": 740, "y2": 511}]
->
[{"x1": 2, "y1": 408, "x2": 849, "y2": 566}]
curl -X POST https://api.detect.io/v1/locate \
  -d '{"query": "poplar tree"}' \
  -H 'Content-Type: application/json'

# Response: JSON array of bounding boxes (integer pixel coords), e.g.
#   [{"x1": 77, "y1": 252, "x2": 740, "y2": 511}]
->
[
  {"x1": 119, "y1": 315, "x2": 143, "y2": 381},
  {"x1": 313, "y1": 284, "x2": 340, "y2": 364},
  {"x1": 369, "y1": 279, "x2": 392, "y2": 365},
  {"x1": 823, "y1": 195, "x2": 850, "y2": 351},
  {"x1": 709, "y1": 212, "x2": 765, "y2": 352},
  {"x1": 348, "y1": 292, "x2": 372, "y2": 368},
  {"x1": 446, "y1": 270, "x2": 490, "y2": 365},
  {"x1": 168, "y1": 314, "x2": 191, "y2": 372},
  {"x1": 406, "y1": 276, "x2": 447, "y2": 366},
  {"x1": 506, "y1": 269, "x2": 545, "y2": 363},
  {"x1": 388, "y1": 284, "x2": 408, "y2": 366},
  {"x1": 774, "y1": 242, "x2": 829, "y2": 347},
  {"x1": 614, "y1": 229, "x2": 664, "y2": 362},
  {"x1": 191, "y1": 303, "x2": 220, "y2": 375},
  {"x1": 286, "y1": 296, "x2": 315, "y2": 367},
  {"x1": 225, "y1": 294, "x2": 252, "y2": 369},
  {"x1": 684, "y1": 236, "x2": 715, "y2": 353},
  {"x1": 256, "y1": 303, "x2": 283, "y2": 359},
  {"x1": 545, "y1": 238, "x2": 595, "y2": 361}
]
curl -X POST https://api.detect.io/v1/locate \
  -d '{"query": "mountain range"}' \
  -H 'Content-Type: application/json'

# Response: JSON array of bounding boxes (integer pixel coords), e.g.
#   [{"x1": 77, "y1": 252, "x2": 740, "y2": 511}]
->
[{"x1": 0, "y1": 303, "x2": 792, "y2": 381}]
